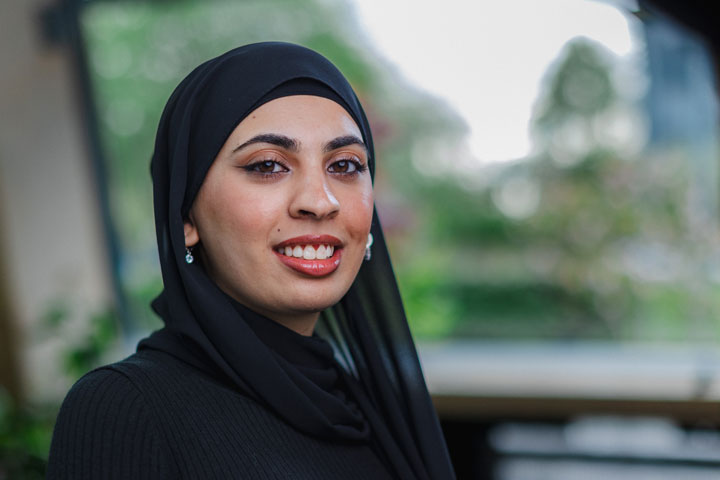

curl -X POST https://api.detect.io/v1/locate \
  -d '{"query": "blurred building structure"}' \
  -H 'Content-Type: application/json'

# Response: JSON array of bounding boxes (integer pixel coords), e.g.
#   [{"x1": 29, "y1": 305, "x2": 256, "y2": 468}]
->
[{"x1": 0, "y1": 0, "x2": 113, "y2": 402}]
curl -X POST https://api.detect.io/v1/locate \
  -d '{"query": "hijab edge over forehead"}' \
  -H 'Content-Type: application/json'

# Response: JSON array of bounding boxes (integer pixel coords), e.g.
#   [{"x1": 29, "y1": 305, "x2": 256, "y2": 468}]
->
[{"x1": 182, "y1": 76, "x2": 372, "y2": 219}]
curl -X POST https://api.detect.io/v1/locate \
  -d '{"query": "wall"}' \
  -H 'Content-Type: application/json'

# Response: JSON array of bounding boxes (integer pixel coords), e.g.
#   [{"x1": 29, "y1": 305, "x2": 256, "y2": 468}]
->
[{"x1": 0, "y1": 0, "x2": 113, "y2": 402}]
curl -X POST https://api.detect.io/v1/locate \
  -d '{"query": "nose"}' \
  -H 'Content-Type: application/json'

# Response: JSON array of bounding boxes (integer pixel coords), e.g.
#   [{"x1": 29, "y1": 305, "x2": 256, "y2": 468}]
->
[{"x1": 289, "y1": 170, "x2": 340, "y2": 220}]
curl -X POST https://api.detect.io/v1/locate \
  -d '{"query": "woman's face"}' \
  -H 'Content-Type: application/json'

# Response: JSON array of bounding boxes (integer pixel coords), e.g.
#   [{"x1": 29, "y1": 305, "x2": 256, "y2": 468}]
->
[{"x1": 184, "y1": 95, "x2": 374, "y2": 333}]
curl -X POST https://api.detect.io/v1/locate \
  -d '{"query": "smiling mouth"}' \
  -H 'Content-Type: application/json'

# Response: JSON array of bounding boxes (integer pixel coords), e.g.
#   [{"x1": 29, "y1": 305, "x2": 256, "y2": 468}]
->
[{"x1": 273, "y1": 235, "x2": 343, "y2": 277}]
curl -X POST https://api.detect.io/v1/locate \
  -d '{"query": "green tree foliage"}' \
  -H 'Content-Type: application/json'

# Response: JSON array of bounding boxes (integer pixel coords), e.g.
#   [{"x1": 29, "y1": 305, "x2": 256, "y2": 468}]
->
[{"x1": 397, "y1": 37, "x2": 720, "y2": 342}]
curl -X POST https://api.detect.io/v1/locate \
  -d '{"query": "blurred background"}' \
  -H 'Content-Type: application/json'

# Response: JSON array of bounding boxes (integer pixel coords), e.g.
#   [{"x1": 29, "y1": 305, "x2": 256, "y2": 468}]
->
[{"x1": 2, "y1": 0, "x2": 720, "y2": 478}]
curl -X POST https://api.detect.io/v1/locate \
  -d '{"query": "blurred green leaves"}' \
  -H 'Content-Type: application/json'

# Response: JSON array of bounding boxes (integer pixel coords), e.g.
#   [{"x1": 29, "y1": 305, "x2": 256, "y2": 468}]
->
[
  {"x1": 0, "y1": 304, "x2": 123, "y2": 475},
  {"x1": 62, "y1": 309, "x2": 119, "y2": 380},
  {"x1": 0, "y1": 388, "x2": 52, "y2": 480}
]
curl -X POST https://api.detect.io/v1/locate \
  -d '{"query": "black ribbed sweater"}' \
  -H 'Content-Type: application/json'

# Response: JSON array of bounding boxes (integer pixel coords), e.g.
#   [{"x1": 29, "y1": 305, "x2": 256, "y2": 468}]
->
[{"x1": 46, "y1": 349, "x2": 396, "y2": 479}]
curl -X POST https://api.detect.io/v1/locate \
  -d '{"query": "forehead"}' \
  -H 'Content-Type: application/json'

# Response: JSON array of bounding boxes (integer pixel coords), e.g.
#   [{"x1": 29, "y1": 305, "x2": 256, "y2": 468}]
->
[{"x1": 232, "y1": 95, "x2": 362, "y2": 140}]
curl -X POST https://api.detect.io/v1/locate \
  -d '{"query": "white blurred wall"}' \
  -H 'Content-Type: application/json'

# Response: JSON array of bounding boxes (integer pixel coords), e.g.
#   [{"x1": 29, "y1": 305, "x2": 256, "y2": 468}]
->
[{"x1": 0, "y1": 0, "x2": 113, "y2": 401}]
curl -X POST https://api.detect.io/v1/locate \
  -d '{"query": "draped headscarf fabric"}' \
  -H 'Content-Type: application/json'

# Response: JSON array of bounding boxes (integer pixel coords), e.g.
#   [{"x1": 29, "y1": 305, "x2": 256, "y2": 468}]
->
[{"x1": 140, "y1": 41, "x2": 455, "y2": 480}]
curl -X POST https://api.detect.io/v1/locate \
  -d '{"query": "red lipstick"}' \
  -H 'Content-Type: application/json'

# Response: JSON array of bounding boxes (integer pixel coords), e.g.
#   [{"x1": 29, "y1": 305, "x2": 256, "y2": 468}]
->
[{"x1": 273, "y1": 235, "x2": 343, "y2": 277}]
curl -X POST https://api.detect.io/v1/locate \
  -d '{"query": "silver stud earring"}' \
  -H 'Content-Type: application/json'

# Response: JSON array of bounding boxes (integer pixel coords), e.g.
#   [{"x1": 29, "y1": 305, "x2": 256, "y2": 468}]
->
[
  {"x1": 364, "y1": 233, "x2": 374, "y2": 261},
  {"x1": 185, "y1": 247, "x2": 194, "y2": 264}
]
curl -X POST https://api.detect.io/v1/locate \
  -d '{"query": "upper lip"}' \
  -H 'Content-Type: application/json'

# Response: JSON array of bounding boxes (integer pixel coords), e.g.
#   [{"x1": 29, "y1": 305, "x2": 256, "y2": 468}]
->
[{"x1": 274, "y1": 234, "x2": 343, "y2": 249}]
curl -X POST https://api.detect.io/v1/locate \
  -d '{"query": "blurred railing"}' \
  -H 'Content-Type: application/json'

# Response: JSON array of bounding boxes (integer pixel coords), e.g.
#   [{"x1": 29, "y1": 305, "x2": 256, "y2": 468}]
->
[
  {"x1": 421, "y1": 341, "x2": 720, "y2": 422},
  {"x1": 421, "y1": 341, "x2": 720, "y2": 479}
]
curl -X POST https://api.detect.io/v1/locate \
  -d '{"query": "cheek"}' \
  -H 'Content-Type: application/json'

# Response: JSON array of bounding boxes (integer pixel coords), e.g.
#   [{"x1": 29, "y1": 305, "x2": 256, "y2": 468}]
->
[
  {"x1": 360, "y1": 181, "x2": 374, "y2": 222},
  {"x1": 345, "y1": 183, "x2": 374, "y2": 235},
  {"x1": 201, "y1": 187, "x2": 285, "y2": 245}
]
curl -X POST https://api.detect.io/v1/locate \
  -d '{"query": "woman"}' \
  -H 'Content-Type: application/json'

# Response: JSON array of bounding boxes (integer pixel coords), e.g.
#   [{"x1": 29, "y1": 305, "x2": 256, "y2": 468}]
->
[{"x1": 48, "y1": 42, "x2": 455, "y2": 479}]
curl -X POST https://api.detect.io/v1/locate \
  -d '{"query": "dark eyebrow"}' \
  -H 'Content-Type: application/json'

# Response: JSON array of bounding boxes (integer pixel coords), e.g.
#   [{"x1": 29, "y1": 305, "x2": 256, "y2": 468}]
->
[
  {"x1": 323, "y1": 135, "x2": 367, "y2": 153},
  {"x1": 232, "y1": 133, "x2": 299, "y2": 153}
]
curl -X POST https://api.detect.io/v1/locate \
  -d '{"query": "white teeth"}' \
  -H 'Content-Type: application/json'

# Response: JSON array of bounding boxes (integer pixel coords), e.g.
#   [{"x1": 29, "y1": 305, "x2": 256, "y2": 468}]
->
[
  {"x1": 280, "y1": 244, "x2": 335, "y2": 259},
  {"x1": 303, "y1": 245, "x2": 316, "y2": 260}
]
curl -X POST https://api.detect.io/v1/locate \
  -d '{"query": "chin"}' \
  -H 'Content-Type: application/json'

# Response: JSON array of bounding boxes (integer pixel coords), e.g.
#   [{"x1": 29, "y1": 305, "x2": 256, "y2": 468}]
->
[{"x1": 287, "y1": 291, "x2": 346, "y2": 314}]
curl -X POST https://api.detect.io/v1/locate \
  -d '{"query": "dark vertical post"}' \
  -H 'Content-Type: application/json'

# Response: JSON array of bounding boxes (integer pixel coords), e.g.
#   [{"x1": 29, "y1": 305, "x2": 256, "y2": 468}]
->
[
  {"x1": 0, "y1": 194, "x2": 23, "y2": 402},
  {"x1": 41, "y1": 0, "x2": 131, "y2": 333}
]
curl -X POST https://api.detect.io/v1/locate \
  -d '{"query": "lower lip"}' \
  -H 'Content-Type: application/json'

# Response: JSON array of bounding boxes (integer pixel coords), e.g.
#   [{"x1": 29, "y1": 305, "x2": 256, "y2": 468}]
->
[{"x1": 274, "y1": 249, "x2": 342, "y2": 277}]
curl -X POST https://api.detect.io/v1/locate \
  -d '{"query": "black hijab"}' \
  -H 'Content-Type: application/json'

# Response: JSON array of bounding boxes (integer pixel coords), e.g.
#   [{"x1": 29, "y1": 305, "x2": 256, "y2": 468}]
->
[{"x1": 140, "y1": 42, "x2": 455, "y2": 480}]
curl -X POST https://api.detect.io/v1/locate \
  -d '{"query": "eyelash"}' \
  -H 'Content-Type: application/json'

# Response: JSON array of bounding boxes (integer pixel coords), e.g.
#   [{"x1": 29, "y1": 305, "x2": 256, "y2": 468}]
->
[
  {"x1": 242, "y1": 159, "x2": 289, "y2": 178},
  {"x1": 328, "y1": 158, "x2": 368, "y2": 175},
  {"x1": 242, "y1": 157, "x2": 368, "y2": 178}
]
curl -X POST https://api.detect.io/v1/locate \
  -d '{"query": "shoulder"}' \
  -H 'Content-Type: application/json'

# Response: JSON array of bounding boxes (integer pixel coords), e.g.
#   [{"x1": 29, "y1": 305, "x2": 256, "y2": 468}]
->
[
  {"x1": 47, "y1": 355, "x2": 176, "y2": 479},
  {"x1": 60, "y1": 362, "x2": 141, "y2": 408},
  {"x1": 53, "y1": 351, "x2": 167, "y2": 420}
]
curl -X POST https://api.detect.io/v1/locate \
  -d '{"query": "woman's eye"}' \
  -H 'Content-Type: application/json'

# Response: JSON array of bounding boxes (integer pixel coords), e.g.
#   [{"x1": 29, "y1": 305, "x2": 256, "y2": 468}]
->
[
  {"x1": 329, "y1": 158, "x2": 366, "y2": 174},
  {"x1": 244, "y1": 160, "x2": 287, "y2": 175}
]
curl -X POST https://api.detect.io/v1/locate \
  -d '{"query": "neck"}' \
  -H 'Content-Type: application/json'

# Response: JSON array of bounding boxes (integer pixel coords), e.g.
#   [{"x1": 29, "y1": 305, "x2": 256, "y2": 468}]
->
[
  {"x1": 236, "y1": 300, "x2": 320, "y2": 336},
  {"x1": 266, "y1": 311, "x2": 320, "y2": 336}
]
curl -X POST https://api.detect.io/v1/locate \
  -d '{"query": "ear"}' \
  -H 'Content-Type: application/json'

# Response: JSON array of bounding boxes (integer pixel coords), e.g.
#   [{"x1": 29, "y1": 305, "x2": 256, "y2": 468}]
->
[{"x1": 184, "y1": 214, "x2": 200, "y2": 247}]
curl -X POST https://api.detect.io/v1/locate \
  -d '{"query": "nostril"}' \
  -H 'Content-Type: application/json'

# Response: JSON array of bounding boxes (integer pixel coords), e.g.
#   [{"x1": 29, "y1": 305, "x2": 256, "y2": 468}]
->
[{"x1": 289, "y1": 183, "x2": 340, "y2": 219}]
